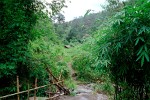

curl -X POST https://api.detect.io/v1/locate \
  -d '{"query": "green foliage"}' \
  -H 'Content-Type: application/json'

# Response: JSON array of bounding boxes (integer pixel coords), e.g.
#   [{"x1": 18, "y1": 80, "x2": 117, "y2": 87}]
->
[
  {"x1": 96, "y1": 0, "x2": 150, "y2": 99},
  {"x1": 64, "y1": 79, "x2": 77, "y2": 90},
  {"x1": 94, "y1": 81, "x2": 114, "y2": 95},
  {"x1": 54, "y1": 11, "x2": 112, "y2": 43},
  {"x1": 69, "y1": 36, "x2": 108, "y2": 83},
  {"x1": 73, "y1": 53, "x2": 95, "y2": 81},
  {"x1": 0, "y1": 0, "x2": 37, "y2": 95},
  {"x1": 0, "y1": 0, "x2": 67, "y2": 97},
  {"x1": 2, "y1": 0, "x2": 150, "y2": 99},
  {"x1": 66, "y1": 35, "x2": 114, "y2": 97},
  {"x1": 29, "y1": 15, "x2": 70, "y2": 82},
  {"x1": 27, "y1": 15, "x2": 77, "y2": 97},
  {"x1": 105, "y1": 0, "x2": 124, "y2": 13}
]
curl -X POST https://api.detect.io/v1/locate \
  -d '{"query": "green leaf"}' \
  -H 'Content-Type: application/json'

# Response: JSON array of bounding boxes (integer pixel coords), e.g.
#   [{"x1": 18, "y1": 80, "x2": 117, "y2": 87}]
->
[
  {"x1": 136, "y1": 52, "x2": 143, "y2": 61},
  {"x1": 135, "y1": 37, "x2": 145, "y2": 44},
  {"x1": 135, "y1": 38, "x2": 139, "y2": 46},
  {"x1": 138, "y1": 26, "x2": 147, "y2": 35},
  {"x1": 137, "y1": 46, "x2": 143, "y2": 56},
  {"x1": 144, "y1": 45, "x2": 148, "y2": 52},
  {"x1": 139, "y1": 37, "x2": 145, "y2": 42},
  {"x1": 145, "y1": 52, "x2": 150, "y2": 62},
  {"x1": 141, "y1": 56, "x2": 144, "y2": 67}
]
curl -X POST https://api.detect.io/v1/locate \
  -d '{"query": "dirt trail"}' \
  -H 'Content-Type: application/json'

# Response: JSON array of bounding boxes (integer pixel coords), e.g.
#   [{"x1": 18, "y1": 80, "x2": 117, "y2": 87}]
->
[
  {"x1": 29, "y1": 62, "x2": 108, "y2": 100},
  {"x1": 67, "y1": 62, "x2": 75, "y2": 76},
  {"x1": 58, "y1": 62, "x2": 108, "y2": 100},
  {"x1": 58, "y1": 84, "x2": 108, "y2": 100}
]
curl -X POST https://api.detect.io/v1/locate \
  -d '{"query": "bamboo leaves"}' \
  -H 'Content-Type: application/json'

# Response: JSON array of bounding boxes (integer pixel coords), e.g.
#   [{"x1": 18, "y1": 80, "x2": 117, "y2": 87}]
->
[
  {"x1": 135, "y1": 37, "x2": 145, "y2": 46},
  {"x1": 136, "y1": 45, "x2": 149, "y2": 66},
  {"x1": 98, "y1": 0, "x2": 150, "y2": 99}
]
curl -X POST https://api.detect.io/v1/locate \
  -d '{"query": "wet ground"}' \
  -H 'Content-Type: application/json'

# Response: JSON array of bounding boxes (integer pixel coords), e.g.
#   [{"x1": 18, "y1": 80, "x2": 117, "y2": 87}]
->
[
  {"x1": 29, "y1": 84, "x2": 108, "y2": 100},
  {"x1": 58, "y1": 62, "x2": 108, "y2": 100},
  {"x1": 58, "y1": 84, "x2": 108, "y2": 100}
]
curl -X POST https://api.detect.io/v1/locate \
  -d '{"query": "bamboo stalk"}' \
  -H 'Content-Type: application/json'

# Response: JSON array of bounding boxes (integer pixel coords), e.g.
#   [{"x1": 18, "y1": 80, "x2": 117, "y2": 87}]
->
[
  {"x1": 0, "y1": 81, "x2": 62, "y2": 99},
  {"x1": 34, "y1": 78, "x2": 37, "y2": 100},
  {"x1": 46, "y1": 68, "x2": 70, "y2": 95},
  {"x1": 46, "y1": 68, "x2": 59, "y2": 83},
  {"x1": 48, "y1": 75, "x2": 51, "y2": 98},
  {"x1": 17, "y1": 76, "x2": 20, "y2": 100},
  {"x1": 27, "y1": 83, "x2": 30, "y2": 100}
]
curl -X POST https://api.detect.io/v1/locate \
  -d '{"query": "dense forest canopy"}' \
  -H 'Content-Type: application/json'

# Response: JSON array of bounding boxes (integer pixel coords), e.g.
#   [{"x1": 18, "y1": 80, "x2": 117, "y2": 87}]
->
[{"x1": 0, "y1": 0, "x2": 150, "y2": 100}]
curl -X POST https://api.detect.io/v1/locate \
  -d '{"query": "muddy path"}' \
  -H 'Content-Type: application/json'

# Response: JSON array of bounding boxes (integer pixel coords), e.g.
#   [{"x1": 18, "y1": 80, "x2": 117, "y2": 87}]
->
[
  {"x1": 58, "y1": 62, "x2": 108, "y2": 100},
  {"x1": 58, "y1": 84, "x2": 108, "y2": 100},
  {"x1": 29, "y1": 62, "x2": 109, "y2": 100}
]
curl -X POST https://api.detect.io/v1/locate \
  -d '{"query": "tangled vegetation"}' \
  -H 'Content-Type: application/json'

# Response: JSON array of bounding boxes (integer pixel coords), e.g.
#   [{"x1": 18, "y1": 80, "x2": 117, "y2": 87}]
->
[{"x1": 0, "y1": 0, "x2": 150, "y2": 100}]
